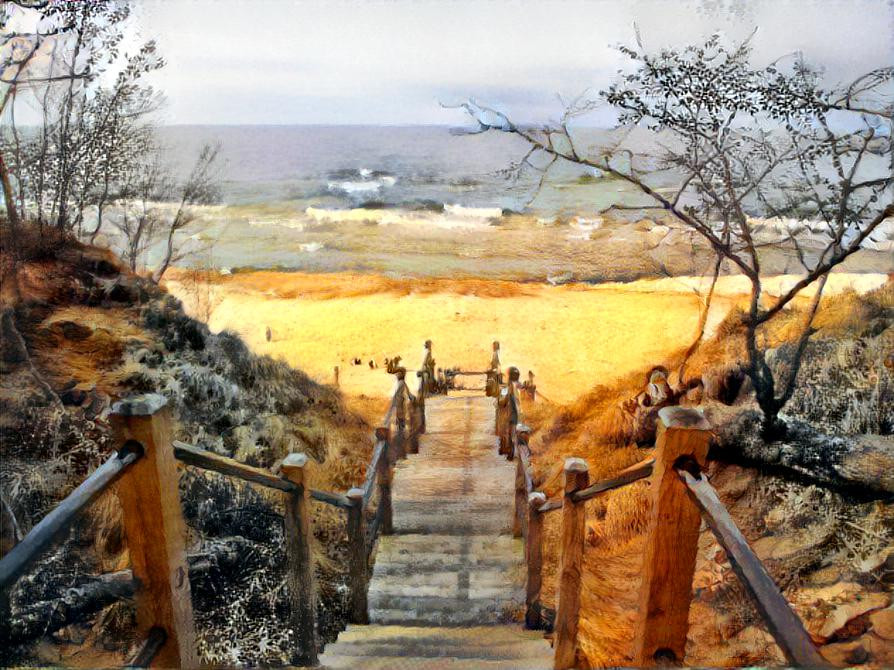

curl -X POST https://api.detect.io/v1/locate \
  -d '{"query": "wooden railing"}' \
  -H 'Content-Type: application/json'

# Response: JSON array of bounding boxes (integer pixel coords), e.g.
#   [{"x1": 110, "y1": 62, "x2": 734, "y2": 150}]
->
[
  {"x1": 495, "y1": 375, "x2": 831, "y2": 669},
  {"x1": 0, "y1": 346, "x2": 431, "y2": 668}
]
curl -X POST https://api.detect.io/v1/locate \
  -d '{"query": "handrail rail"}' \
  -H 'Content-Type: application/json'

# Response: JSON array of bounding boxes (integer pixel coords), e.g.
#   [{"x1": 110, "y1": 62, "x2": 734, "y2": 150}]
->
[
  {"x1": 496, "y1": 378, "x2": 830, "y2": 669},
  {"x1": 531, "y1": 458, "x2": 655, "y2": 513},
  {"x1": 360, "y1": 440, "x2": 387, "y2": 508},
  {"x1": 1, "y1": 342, "x2": 433, "y2": 667},
  {"x1": 570, "y1": 458, "x2": 654, "y2": 504},
  {"x1": 679, "y1": 469, "x2": 830, "y2": 668},
  {"x1": 309, "y1": 488, "x2": 354, "y2": 509},
  {"x1": 173, "y1": 441, "x2": 299, "y2": 493},
  {"x1": 0, "y1": 447, "x2": 141, "y2": 590},
  {"x1": 382, "y1": 387, "x2": 402, "y2": 427}
]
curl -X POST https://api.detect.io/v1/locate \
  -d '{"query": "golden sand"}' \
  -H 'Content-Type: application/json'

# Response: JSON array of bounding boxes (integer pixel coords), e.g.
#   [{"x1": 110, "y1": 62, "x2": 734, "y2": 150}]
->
[{"x1": 165, "y1": 270, "x2": 885, "y2": 404}]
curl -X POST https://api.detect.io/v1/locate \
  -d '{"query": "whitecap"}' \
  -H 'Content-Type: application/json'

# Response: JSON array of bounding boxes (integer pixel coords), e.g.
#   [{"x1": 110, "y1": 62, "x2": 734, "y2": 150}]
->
[
  {"x1": 299, "y1": 242, "x2": 324, "y2": 253},
  {"x1": 443, "y1": 204, "x2": 503, "y2": 219},
  {"x1": 248, "y1": 218, "x2": 305, "y2": 230}
]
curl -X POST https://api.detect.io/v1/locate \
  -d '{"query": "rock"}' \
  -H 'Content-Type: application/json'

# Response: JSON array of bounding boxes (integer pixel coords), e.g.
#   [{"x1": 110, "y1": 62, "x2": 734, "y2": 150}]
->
[
  {"x1": 57, "y1": 320, "x2": 93, "y2": 341},
  {"x1": 846, "y1": 643, "x2": 870, "y2": 665},
  {"x1": 870, "y1": 608, "x2": 894, "y2": 640},
  {"x1": 822, "y1": 638, "x2": 871, "y2": 666},
  {"x1": 752, "y1": 521, "x2": 836, "y2": 562},
  {"x1": 818, "y1": 592, "x2": 891, "y2": 641}
]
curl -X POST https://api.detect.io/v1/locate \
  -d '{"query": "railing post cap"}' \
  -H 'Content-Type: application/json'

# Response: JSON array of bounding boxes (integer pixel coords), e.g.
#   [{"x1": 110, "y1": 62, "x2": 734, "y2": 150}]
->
[
  {"x1": 282, "y1": 453, "x2": 309, "y2": 470},
  {"x1": 564, "y1": 457, "x2": 589, "y2": 473},
  {"x1": 528, "y1": 491, "x2": 547, "y2": 505},
  {"x1": 658, "y1": 406, "x2": 711, "y2": 431},
  {"x1": 347, "y1": 487, "x2": 364, "y2": 500},
  {"x1": 516, "y1": 423, "x2": 531, "y2": 435},
  {"x1": 111, "y1": 393, "x2": 168, "y2": 417}
]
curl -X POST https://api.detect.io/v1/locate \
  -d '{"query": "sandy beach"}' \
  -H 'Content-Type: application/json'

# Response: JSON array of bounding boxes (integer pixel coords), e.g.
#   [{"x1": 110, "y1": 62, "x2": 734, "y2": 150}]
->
[{"x1": 165, "y1": 270, "x2": 887, "y2": 403}]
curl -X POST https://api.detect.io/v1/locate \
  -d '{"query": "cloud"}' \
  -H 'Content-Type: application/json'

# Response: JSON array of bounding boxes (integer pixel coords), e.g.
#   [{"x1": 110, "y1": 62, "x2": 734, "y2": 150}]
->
[{"x1": 128, "y1": 0, "x2": 894, "y2": 124}]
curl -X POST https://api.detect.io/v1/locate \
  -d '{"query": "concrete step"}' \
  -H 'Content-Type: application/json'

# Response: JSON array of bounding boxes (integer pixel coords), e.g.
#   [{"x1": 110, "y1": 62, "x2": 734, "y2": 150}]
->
[
  {"x1": 337, "y1": 624, "x2": 548, "y2": 644},
  {"x1": 368, "y1": 569, "x2": 523, "y2": 600},
  {"x1": 320, "y1": 654, "x2": 551, "y2": 669},
  {"x1": 322, "y1": 639, "x2": 551, "y2": 660},
  {"x1": 368, "y1": 594, "x2": 523, "y2": 626}
]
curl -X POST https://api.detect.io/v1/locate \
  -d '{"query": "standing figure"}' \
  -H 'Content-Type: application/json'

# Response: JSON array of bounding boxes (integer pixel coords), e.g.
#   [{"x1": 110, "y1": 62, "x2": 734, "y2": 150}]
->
[
  {"x1": 525, "y1": 370, "x2": 536, "y2": 401},
  {"x1": 422, "y1": 340, "x2": 436, "y2": 393},
  {"x1": 265, "y1": 325, "x2": 272, "y2": 342},
  {"x1": 498, "y1": 366, "x2": 521, "y2": 457},
  {"x1": 486, "y1": 340, "x2": 502, "y2": 397}
]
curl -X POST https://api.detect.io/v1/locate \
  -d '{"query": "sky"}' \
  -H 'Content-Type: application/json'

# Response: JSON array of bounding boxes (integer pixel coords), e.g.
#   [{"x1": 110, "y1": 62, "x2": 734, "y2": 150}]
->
[
  {"x1": 10, "y1": 0, "x2": 894, "y2": 126},
  {"x1": 131, "y1": 0, "x2": 894, "y2": 125}
]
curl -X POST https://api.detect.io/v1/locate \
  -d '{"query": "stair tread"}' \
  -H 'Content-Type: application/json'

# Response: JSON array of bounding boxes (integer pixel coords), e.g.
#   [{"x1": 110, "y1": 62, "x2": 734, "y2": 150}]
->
[{"x1": 325, "y1": 397, "x2": 549, "y2": 666}]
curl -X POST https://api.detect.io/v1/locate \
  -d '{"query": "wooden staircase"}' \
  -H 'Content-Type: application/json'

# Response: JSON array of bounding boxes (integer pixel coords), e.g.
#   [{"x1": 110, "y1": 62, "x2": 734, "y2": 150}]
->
[{"x1": 319, "y1": 395, "x2": 553, "y2": 669}]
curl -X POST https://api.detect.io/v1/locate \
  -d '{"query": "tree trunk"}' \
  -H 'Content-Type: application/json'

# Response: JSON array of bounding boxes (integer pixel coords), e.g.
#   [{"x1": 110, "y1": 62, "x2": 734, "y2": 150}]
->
[
  {"x1": 0, "y1": 150, "x2": 20, "y2": 235},
  {"x1": 7, "y1": 570, "x2": 136, "y2": 644},
  {"x1": 710, "y1": 406, "x2": 894, "y2": 496}
]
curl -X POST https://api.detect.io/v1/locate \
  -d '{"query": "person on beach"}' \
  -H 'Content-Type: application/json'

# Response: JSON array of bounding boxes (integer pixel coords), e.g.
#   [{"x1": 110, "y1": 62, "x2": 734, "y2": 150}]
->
[
  {"x1": 487, "y1": 341, "x2": 502, "y2": 396},
  {"x1": 422, "y1": 340, "x2": 436, "y2": 392}
]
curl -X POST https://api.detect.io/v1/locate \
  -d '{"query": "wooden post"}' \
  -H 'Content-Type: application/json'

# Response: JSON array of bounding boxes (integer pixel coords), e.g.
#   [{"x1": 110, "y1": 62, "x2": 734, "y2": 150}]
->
[
  {"x1": 394, "y1": 418, "x2": 407, "y2": 460},
  {"x1": 526, "y1": 491, "x2": 546, "y2": 630},
  {"x1": 553, "y1": 458, "x2": 588, "y2": 670},
  {"x1": 281, "y1": 453, "x2": 317, "y2": 666},
  {"x1": 506, "y1": 418, "x2": 516, "y2": 462},
  {"x1": 394, "y1": 380, "x2": 409, "y2": 460},
  {"x1": 408, "y1": 403, "x2": 420, "y2": 454},
  {"x1": 416, "y1": 370, "x2": 427, "y2": 434},
  {"x1": 334, "y1": 365, "x2": 339, "y2": 387},
  {"x1": 513, "y1": 457, "x2": 525, "y2": 538},
  {"x1": 633, "y1": 407, "x2": 711, "y2": 667},
  {"x1": 111, "y1": 394, "x2": 198, "y2": 669},
  {"x1": 375, "y1": 428, "x2": 393, "y2": 535},
  {"x1": 346, "y1": 487, "x2": 368, "y2": 624}
]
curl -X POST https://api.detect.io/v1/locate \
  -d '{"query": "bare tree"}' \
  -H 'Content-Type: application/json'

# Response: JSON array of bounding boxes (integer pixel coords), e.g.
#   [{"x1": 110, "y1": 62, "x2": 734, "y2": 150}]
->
[
  {"x1": 110, "y1": 149, "x2": 166, "y2": 272},
  {"x1": 151, "y1": 142, "x2": 221, "y2": 283},
  {"x1": 1, "y1": 0, "x2": 163, "y2": 241},
  {"x1": 451, "y1": 32, "x2": 893, "y2": 436}
]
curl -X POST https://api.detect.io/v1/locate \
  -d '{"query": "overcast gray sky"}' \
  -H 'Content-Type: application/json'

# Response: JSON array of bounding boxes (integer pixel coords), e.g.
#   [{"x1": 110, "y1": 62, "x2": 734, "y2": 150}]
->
[{"x1": 131, "y1": 0, "x2": 894, "y2": 125}]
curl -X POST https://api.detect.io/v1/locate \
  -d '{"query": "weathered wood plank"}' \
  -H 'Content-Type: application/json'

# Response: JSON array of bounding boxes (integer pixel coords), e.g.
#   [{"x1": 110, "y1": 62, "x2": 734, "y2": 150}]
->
[
  {"x1": 632, "y1": 406, "x2": 711, "y2": 667},
  {"x1": 128, "y1": 627, "x2": 168, "y2": 668},
  {"x1": 526, "y1": 491, "x2": 547, "y2": 630},
  {"x1": 375, "y1": 427, "x2": 393, "y2": 536},
  {"x1": 553, "y1": 458, "x2": 588, "y2": 670},
  {"x1": 172, "y1": 440, "x2": 297, "y2": 493},
  {"x1": 361, "y1": 441, "x2": 387, "y2": 508},
  {"x1": 680, "y1": 470, "x2": 830, "y2": 667},
  {"x1": 112, "y1": 394, "x2": 198, "y2": 669},
  {"x1": 281, "y1": 453, "x2": 317, "y2": 666},
  {"x1": 570, "y1": 458, "x2": 655, "y2": 503},
  {"x1": 513, "y1": 458, "x2": 526, "y2": 538},
  {"x1": 309, "y1": 488, "x2": 353, "y2": 509},
  {"x1": 346, "y1": 488, "x2": 368, "y2": 624},
  {"x1": 537, "y1": 498, "x2": 563, "y2": 513}
]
